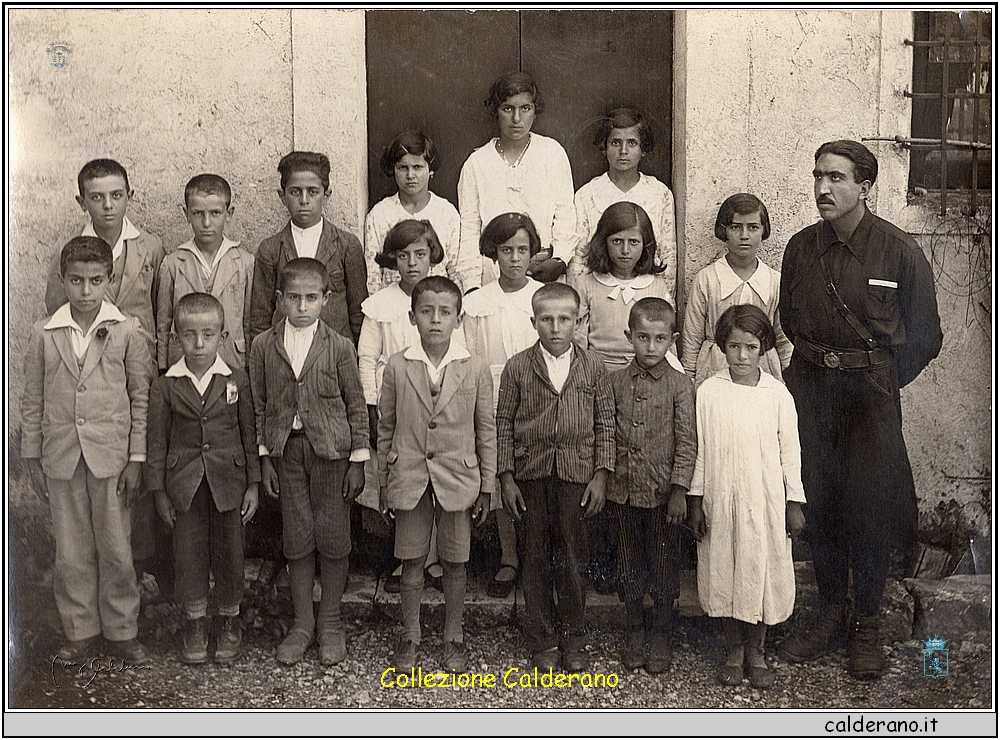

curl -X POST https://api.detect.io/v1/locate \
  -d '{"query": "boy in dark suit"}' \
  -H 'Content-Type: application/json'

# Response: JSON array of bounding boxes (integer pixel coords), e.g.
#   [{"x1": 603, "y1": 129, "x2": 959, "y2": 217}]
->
[
  {"x1": 249, "y1": 258, "x2": 369, "y2": 667},
  {"x1": 148, "y1": 293, "x2": 260, "y2": 664},
  {"x1": 496, "y1": 282, "x2": 616, "y2": 672}
]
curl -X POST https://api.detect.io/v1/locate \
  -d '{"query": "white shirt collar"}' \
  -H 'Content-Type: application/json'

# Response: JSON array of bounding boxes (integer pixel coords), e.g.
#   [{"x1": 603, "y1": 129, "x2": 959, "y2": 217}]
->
[
  {"x1": 539, "y1": 341, "x2": 573, "y2": 364},
  {"x1": 593, "y1": 272, "x2": 655, "y2": 304},
  {"x1": 165, "y1": 355, "x2": 232, "y2": 392},
  {"x1": 82, "y1": 216, "x2": 141, "y2": 262},
  {"x1": 178, "y1": 236, "x2": 240, "y2": 274},
  {"x1": 44, "y1": 300, "x2": 126, "y2": 332},
  {"x1": 284, "y1": 317, "x2": 320, "y2": 340},
  {"x1": 290, "y1": 220, "x2": 324, "y2": 239},
  {"x1": 715, "y1": 257, "x2": 771, "y2": 304},
  {"x1": 404, "y1": 339, "x2": 470, "y2": 384}
]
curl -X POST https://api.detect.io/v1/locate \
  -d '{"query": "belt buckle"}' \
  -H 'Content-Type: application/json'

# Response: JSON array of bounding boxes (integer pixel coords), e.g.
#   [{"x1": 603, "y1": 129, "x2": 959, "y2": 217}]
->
[{"x1": 823, "y1": 351, "x2": 841, "y2": 369}]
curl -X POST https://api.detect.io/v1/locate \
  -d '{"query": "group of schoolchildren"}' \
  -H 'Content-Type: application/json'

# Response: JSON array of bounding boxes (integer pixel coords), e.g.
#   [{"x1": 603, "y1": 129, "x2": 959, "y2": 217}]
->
[{"x1": 22, "y1": 71, "x2": 806, "y2": 691}]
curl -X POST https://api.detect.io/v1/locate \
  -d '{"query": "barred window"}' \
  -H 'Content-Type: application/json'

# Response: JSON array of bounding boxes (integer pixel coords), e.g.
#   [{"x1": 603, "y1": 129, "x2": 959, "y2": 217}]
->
[{"x1": 907, "y1": 10, "x2": 991, "y2": 216}]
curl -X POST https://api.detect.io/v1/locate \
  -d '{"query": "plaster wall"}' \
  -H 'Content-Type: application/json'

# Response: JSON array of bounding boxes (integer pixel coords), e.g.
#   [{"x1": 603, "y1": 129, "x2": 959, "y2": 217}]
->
[{"x1": 676, "y1": 9, "x2": 991, "y2": 540}]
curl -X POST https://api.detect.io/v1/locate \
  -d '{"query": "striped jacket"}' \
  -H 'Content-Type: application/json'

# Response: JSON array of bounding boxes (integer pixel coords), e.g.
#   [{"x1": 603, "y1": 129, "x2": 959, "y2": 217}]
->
[{"x1": 496, "y1": 342, "x2": 615, "y2": 484}]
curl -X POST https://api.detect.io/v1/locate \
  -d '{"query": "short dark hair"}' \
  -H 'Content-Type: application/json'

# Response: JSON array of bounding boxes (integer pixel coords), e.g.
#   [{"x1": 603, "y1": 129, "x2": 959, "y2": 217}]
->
[
  {"x1": 184, "y1": 173, "x2": 233, "y2": 208},
  {"x1": 77, "y1": 158, "x2": 130, "y2": 197},
  {"x1": 628, "y1": 296, "x2": 675, "y2": 333},
  {"x1": 479, "y1": 212, "x2": 542, "y2": 261},
  {"x1": 714, "y1": 193, "x2": 771, "y2": 242},
  {"x1": 485, "y1": 71, "x2": 544, "y2": 119},
  {"x1": 174, "y1": 292, "x2": 225, "y2": 330},
  {"x1": 376, "y1": 220, "x2": 445, "y2": 270},
  {"x1": 585, "y1": 201, "x2": 664, "y2": 276},
  {"x1": 714, "y1": 304, "x2": 776, "y2": 353},
  {"x1": 277, "y1": 151, "x2": 331, "y2": 191},
  {"x1": 60, "y1": 236, "x2": 114, "y2": 278},
  {"x1": 531, "y1": 282, "x2": 580, "y2": 313},
  {"x1": 411, "y1": 276, "x2": 462, "y2": 314},
  {"x1": 380, "y1": 131, "x2": 439, "y2": 178},
  {"x1": 594, "y1": 107, "x2": 655, "y2": 153},
  {"x1": 278, "y1": 257, "x2": 329, "y2": 293},
  {"x1": 814, "y1": 140, "x2": 878, "y2": 185}
]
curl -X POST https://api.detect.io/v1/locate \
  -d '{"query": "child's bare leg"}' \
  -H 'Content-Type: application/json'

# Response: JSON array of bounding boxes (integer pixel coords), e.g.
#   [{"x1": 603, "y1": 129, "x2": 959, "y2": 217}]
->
[
  {"x1": 440, "y1": 559, "x2": 467, "y2": 644},
  {"x1": 399, "y1": 555, "x2": 427, "y2": 645},
  {"x1": 287, "y1": 554, "x2": 316, "y2": 636},
  {"x1": 425, "y1": 521, "x2": 442, "y2": 581}
]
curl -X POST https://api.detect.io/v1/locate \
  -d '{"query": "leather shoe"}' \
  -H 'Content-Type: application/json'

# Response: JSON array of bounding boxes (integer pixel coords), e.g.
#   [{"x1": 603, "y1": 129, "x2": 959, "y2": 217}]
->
[
  {"x1": 780, "y1": 604, "x2": 847, "y2": 663},
  {"x1": 562, "y1": 647, "x2": 587, "y2": 672},
  {"x1": 717, "y1": 662, "x2": 744, "y2": 686},
  {"x1": 622, "y1": 629, "x2": 646, "y2": 670},
  {"x1": 58, "y1": 637, "x2": 98, "y2": 662},
  {"x1": 181, "y1": 617, "x2": 209, "y2": 664},
  {"x1": 486, "y1": 566, "x2": 518, "y2": 598},
  {"x1": 847, "y1": 615, "x2": 885, "y2": 680},
  {"x1": 442, "y1": 641, "x2": 468, "y2": 672},
  {"x1": 531, "y1": 647, "x2": 561, "y2": 671},
  {"x1": 318, "y1": 630, "x2": 347, "y2": 666},
  {"x1": 276, "y1": 628, "x2": 313, "y2": 665},
  {"x1": 394, "y1": 638, "x2": 418, "y2": 672},
  {"x1": 646, "y1": 633, "x2": 673, "y2": 674},
  {"x1": 106, "y1": 638, "x2": 150, "y2": 663}
]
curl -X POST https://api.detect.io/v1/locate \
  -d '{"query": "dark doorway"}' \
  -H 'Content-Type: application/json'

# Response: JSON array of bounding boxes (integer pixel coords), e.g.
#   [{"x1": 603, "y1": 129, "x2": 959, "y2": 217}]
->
[{"x1": 365, "y1": 9, "x2": 674, "y2": 208}]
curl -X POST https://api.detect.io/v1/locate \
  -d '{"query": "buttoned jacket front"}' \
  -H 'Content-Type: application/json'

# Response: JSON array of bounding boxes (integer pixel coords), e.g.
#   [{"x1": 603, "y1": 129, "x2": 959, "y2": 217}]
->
[
  {"x1": 377, "y1": 351, "x2": 497, "y2": 512},
  {"x1": 147, "y1": 368, "x2": 261, "y2": 513},
  {"x1": 249, "y1": 320, "x2": 369, "y2": 460}
]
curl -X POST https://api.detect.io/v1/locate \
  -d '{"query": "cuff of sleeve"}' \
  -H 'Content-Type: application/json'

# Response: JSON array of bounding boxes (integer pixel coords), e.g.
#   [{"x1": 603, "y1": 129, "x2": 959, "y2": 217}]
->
[
  {"x1": 349, "y1": 448, "x2": 370, "y2": 463},
  {"x1": 129, "y1": 453, "x2": 146, "y2": 463},
  {"x1": 258, "y1": 445, "x2": 270, "y2": 457}
]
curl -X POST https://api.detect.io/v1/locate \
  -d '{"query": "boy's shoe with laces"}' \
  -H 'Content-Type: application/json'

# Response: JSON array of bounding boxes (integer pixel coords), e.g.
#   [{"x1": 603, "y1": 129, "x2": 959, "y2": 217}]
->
[
  {"x1": 58, "y1": 636, "x2": 98, "y2": 663},
  {"x1": 394, "y1": 638, "x2": 418, "y2": 672},
  {"x1": 214, "y1": 616, "x2": 242, "y2": 664},
  {"x1": 181, "y1": 617, "x2": 209, "y2": 664},
  {"x1": 442, "y1": 641, "x2": 468, "y2": 672},
  {"x1": 107, "y1": 637, "x2": 150, "y2": 663}
]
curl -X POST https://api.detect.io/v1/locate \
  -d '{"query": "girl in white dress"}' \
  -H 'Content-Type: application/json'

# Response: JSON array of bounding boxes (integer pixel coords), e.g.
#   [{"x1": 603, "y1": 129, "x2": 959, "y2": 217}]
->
[
  {"x1": 571, "y1": 107, "x2": 677, "y2": 301},
  {"x1": 457, "y1": 72, "x2": 576, "y2": 290},
  {"x1": 463, "y1": 213, "x2": 544, "y2": 598},
  {"x1": 688, "y1": 304, "x2": 806, "y2": 689},
  {"x1": 357, "y1": 219, "x2": 452, "y2": 589},
  {"x1": 680, "y1": 193, "x2": 793, "y2": 388},
  {"x1": 364, "y1": 131, "x2": 461, "y2": 295}
]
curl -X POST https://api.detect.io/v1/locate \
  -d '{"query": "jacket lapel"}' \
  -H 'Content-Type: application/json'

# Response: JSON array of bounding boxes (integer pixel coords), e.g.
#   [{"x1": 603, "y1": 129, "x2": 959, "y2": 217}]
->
[
  {"x1": 297, "y1": 322, "x2": 327, "y2": 379},
  {"x1": 116, "y1": 238, "x2": 143, "y2": 302},
  {"x1": 434, "y1": 357, "x2": 468, "y2": 412},
  {"x1": 50, "y1": 330, "x2": 81, "y2": 380},
  {"x1": 171, "y1": 375, "x2": 208, "y2": 417},
  {"x1": 279, "y1": 227, "x2": 298, "y2": 265},
  {"x1": 405, "y1": 360, "x2": 434, "y2": 414},
  {"x1": 315, "y1": 220, "x2": 339, "y2": 267},
  {"x1": 79, "y1": 323, "x2": 114, "y2": 382},
  {"x1": 200, "y1": 374, "x2": 229, "y2": 414},
  {"x1": 176, "y1": 251, "x2": 206, "y2": 294},
  {"x1": 529, "y1": 344, "x2": 558, "y2": 395},
  {"x1": 211, "y1": 247, "x2": 240, "y2": 295},
  {"x1": 272, "y1": 321, "x2": 294, "y2": 370}
]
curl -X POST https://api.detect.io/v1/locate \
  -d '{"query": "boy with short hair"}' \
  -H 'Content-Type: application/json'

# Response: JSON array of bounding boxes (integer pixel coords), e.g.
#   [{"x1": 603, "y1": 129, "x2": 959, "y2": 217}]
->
[
  {"x1": 248, "y1": 151, "x2": 368, "y2": 347},
  {"x1": 249, "y1": 258, "x2": 369, "y2": 666},
  {"x1": 22, "y1": 236, "x2": 152, "y2": 662},
  {"x1": 608, "y1": 297, "x2": 696, "y2": 674},
  {"x1": 496, "y1": 282, "x2": 616, "y2": 672},
  {"x1": 148, "y1": 293, "x2": 260, "y2": 665},
  {"x1": 44, "y1": 158, "x2": 166, "y2": 590},
  {"x1": 377, "y1": 276, "x2": 496, "y2": 673},
  {"x1": 156, "y1": 174, "x2": 255, "y2": 372}
]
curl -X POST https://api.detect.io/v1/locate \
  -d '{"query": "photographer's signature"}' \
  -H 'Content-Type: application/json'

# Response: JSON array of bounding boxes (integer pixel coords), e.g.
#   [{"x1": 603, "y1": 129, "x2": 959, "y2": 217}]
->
[{"x1": 51, "y1": 655, "x2": 151, "y2": 688}]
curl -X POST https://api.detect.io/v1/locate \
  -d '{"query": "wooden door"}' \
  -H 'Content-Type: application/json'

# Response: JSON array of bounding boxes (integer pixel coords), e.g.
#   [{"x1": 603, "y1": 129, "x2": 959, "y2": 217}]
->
[{"x1": 366, "y1": 9, "x2": 673, "y2": 207}]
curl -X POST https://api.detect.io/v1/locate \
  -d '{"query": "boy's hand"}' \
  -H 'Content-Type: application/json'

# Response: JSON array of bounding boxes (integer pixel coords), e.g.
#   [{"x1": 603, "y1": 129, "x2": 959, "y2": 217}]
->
[
  {"x1": 261, "y1": 457, "x2": 280, "y2": 498},
  {"x1": 26, "y1": 459, "x2": 48, "y2": 504},
  {"x1": 500, "y1": 473, "x2": 525, "y2": 522},
  {"x1": 786, "y1": 500, "x2": 805, "y2": 539},
  {"x1": 379, "y1": 485, "x2": 394, "y2": 527},
  {"x1": 118, "y1": 461, "x2": 143, "y2": 507},
  {"x1": 666, "y1": 485, "x2": 688, "y2": 524},
  {"x1": 154, "y1": 490, "x2": 176, "y2": 529},
  {"x1": 581, "y1": 470, "x2": 607, "y2": 519},
  {"x1": 241, "y1": 483, "x2": 259, "y2": 525},
  {"x1": 688, "y1": 497, "x2": 707, "y2": 541},
  {"x1": 343, "y1": 461, "x2": 365, "y2": 502},
  {"x1": 367, "y1": 405, "x2": 379, "y2": 449},
  {"x1": 472, "y1": 491, "x2": 491, "y2": 527}
]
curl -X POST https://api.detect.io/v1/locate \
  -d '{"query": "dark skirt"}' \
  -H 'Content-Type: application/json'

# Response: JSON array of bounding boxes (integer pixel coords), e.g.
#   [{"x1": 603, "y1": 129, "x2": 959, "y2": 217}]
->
[{"x1": 785, "y1": 354, "x2": 918, "y2": 550}]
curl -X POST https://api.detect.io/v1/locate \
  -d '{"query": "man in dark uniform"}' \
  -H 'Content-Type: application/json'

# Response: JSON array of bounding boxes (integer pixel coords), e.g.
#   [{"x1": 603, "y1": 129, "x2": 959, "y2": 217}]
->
[{"x1": 777, "y1": 140, "x2": 942, "y2": 680}]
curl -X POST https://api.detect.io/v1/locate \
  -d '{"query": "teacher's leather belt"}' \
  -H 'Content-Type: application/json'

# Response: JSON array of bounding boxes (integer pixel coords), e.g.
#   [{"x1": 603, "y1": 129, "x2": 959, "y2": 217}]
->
[{"x1": 798, "y1": 339, "x2": 892, "y2": 370}]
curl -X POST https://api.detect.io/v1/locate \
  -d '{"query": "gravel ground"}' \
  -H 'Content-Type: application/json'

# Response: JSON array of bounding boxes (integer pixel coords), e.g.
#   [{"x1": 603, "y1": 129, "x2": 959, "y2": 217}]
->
[{"x1": 9, "y1": 564, "x2": 992, "y2": 711}]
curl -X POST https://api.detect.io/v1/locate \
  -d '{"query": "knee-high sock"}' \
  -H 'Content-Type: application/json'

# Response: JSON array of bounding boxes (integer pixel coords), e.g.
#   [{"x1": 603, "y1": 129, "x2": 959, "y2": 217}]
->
[
  {"x1": 441, "y1": 559, "x2": 467, "y2": 644},
  {"x1": 287, "y1": 554, "x2": 316, "y2": 634},
  {"x1": 318, "y1": 555, "x2": 348, "y2": 633},
  {"x1": 400, "y1": 557, "x2": 425, "y2": 644}
]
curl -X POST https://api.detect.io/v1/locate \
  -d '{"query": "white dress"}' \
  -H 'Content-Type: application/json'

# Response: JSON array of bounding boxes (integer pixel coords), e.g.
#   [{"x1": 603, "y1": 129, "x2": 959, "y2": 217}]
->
[
  {"x1": 688, "y1": 369, "x2": 806, "y2": 624},
  {"x1": 571, "y1": 172, "x2": 677, "y2": 300},
  {"x1": 463, "y1": 278, "x2": 543, "y2": 510},
  {"x1": 456, "y1": 134, "x2": 576, "y2": 290},
  {"x1": 363, "y1": 192, "x2": 461, "y2": 295}
]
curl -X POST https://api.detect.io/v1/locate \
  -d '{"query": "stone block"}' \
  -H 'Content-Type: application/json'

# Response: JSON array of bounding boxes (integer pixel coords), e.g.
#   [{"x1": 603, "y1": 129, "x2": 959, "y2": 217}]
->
[{"x1": 904, "y1": 575, "x2": 992, "y2": 639}]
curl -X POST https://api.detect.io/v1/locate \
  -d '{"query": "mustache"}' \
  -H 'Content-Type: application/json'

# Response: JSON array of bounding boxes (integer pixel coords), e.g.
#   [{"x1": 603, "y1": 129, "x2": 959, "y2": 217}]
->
[{"x1": 816, "y1": 197, "x2": 835, "y2": 205}]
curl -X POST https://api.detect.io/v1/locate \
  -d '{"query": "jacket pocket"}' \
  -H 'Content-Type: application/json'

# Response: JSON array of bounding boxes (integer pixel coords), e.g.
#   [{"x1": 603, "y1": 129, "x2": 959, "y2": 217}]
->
[
  {"x1": 865, "y1": 285, "x2": 899, "y2": 335},
  {"x1": 387, "y1": 450, "x2": 399, "y2": 465},
  {"x1": 463, "y1": 454, "x2": 479, "y2": 469},
  {"x1": 165, "y1": 453, "x2": 180, "y2": 469},
  {"x1": 578, "y1": 448, "x2": 594, "y2": 460},
  {"x1": 234, "y1": 338, "x2": 246, "y2": 354},
  {"x1": 234, "y1": 454, "x2": 246, "y2": 467},
  {"x1": 318, "y1": 370, "x2": 341, "y2": 398},
  {"x1": 513, "y1": 444, "x2": 529, "y2": 459}
]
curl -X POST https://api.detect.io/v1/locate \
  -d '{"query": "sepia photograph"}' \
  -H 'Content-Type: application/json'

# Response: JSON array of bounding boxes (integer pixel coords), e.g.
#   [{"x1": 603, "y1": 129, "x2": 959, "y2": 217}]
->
[{"x1": 5, "y1": 5, "x2": 994, "y2": 735}]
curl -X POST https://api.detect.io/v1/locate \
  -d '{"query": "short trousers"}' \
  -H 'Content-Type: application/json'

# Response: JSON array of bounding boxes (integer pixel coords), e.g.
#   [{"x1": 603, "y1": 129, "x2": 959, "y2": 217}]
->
[{"x1": 394, "y1": 484, "x2": 472, "y2": 563}]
